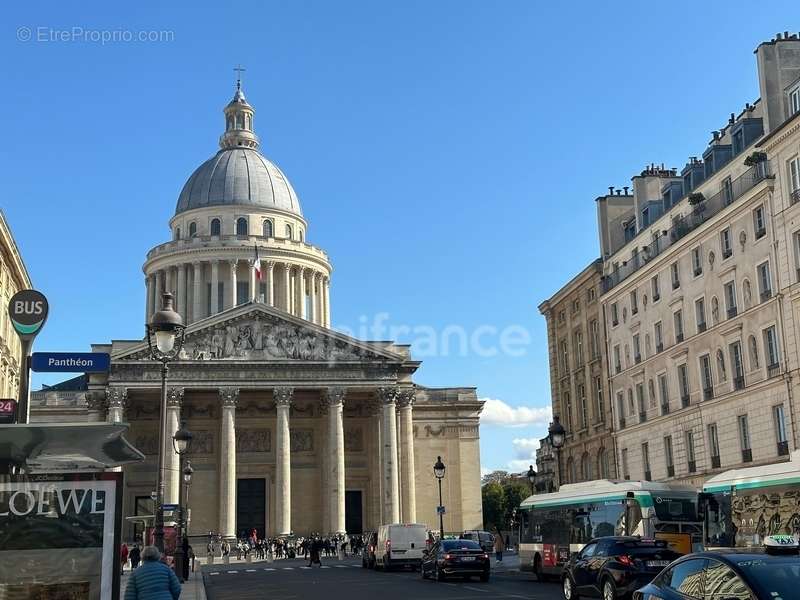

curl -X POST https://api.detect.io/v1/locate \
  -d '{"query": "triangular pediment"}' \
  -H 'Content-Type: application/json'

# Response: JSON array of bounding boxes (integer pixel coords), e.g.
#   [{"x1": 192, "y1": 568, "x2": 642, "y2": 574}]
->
[{"x1": 114, "y1": 301, "x2": 407, "y2": 364}]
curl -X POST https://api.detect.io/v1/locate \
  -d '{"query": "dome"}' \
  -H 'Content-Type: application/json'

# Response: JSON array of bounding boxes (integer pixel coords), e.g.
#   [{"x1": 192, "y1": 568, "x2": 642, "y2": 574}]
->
[{"x1": 175, "y1": 148, "x2": 302, "y2": 217}]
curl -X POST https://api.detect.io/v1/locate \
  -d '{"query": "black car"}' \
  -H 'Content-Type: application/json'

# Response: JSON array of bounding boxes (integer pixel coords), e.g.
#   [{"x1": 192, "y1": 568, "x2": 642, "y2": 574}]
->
[
  {"x1": 634, "y1": 537, "x2": 800, "y2": 600},
  {"x1": 421, "y1": 539, "x2": 490, "y2": 582},
  {"x1": 361, "y1": 531, "x2": 378, "y2": 569},
  {"x1": 562, "y1": 537, "x2": 681, "y2": 600}
]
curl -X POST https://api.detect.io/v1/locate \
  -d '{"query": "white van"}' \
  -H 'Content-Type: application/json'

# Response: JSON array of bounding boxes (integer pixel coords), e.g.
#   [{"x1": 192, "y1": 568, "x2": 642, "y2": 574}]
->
[{"x1": 375, "y1": 523, "x2": 429, "y2": 571}]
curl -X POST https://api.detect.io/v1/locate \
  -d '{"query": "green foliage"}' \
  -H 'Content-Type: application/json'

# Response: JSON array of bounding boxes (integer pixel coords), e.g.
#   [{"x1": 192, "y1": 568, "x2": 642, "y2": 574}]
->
[
  {"x1": 503, "y1": 481, "x2": 530, "y2": 526},
  {"x1": 481, "y1": 482, "x2": 506, "y2": 531}
]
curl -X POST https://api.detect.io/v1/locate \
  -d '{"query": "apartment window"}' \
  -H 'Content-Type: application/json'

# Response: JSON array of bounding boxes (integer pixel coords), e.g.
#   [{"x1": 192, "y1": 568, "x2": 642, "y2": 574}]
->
[
  {"x1": 700, "y1": 354, "x2": 714, "y2": 400},
  {"x1": 613, "y1": 345, "x2": 621, "y2": 374},
  {"x1": 738, "y1": 415, "x2": 752, "y2": 463},
  {"x1": 621, "y1": 448, "x2": 630, "y2": 480},
  {"x1": 764, "y1": 326, "x2": 780, "y2": 376},
  {"x1": 658, "y1": 373, "x2": 669, "y2": 414},
  {"x1": 595, "y1": 376, "x2": 604, "y2": 422},
  {"x1": 636, "y1": 383, "x2": 646, "y2": 423},
  {"x1": 587, "y1": 287, "x2": 596, "y2": 303},
  {"x1": 616, "y1": 392, "x2": 625, "y2": 429},
  {"x1": 578, "y1": 384, "x2": 587, "y2": 429},
  {"x1": 790, "y1": 86, "x2": 800, "y2": 115},
  {"x1": 558, "y1": 310, "x2": 565, "y2": 324},
  {"x1": 664, "y1": 436, "x2": 674, "y2": 477},
  {"x1": 678, "y1": 364, "x2": 690, "y2": 407},
  {"x1": 633, "y1": 334, "x2": 641, "y2": 364},
  {"x1": 724, "y1": 280, "x2": 737, "y2": 319},
  {"x1": 720, "y1": 228, "x2": 733, "y2": 259},
  {"x1": 794, "y1": 232, "x2": 800, "y2": 282},
  {"x1": 757, "y1": 261, "x2": 772, "y2": 301},
  {"x1": 790, "y1": 157, "x2": 800, "y2": 204},
  {"x1": 564, "y1": 392, "x2": 573, "y2": 430},
  {"x1": 671, "y1": 262, "x2": 680, "y2": 289},
  {"x1": 722, "y1": 176, "x2": 734, "y2": 205},
  {"x1": 654, "y1": 321, "x2": 663, "y2": 353},
  {"x1": 753, "y1": 205, "x2": 766, "y2": 239},
  {"x1": 590, "y1": 320, "x2": 599, "y2": 359},
  {"x1": 774, "y1": 404, "x2": 789, "y2": 456},
  {"x1": 708, "y1": 423, "x2": 721, "y2": 468},
  {"x1": 651, "y1": 275, "x2": 660, "y2": 302},
  {"x1": 572, "y1": 299, "x2": 580, "y2": 314},
  {"x1": 630, "y1": 290, "x2": 639, "y2": 315},
  {"x1": 695, "y1": 297, "x2": 706, "y2": 333},
  {"x1": 642, "y1": 442, "x2": 651, "y2": 481},
  {"x1": 611, "y1": 302, "x2": 619, "y2": 327},
  {"x1": 236, "y1": 217, "x2": 248, "y2": 237},
  {"x1": 730, "y1": 341, "x2": 744, "y2": 390},
  {"x1": 685, "y1": 430, "x2": 696, "y2": 473},
  {"x1": 210, "y1": 218, "x2": 221, "y2": 236},
  {"x1": 628, "y1": 388, "x2": 634, "y2": 416},
  {"x1": 674, "y1": 309, "x2": 684, "y2": 343},
  {"x1": 560, "y1": 340, "x2": 569, "y2": 375},
  {"x1": 692, "y1": 247, "x2": 702, "y2": 276},
  {"x1": 575, "y1": 330, "x2": 584, "y2": 366}
]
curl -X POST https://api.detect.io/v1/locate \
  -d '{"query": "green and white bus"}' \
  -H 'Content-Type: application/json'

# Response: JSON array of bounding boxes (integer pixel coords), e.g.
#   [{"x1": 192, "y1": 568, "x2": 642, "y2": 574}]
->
[
  {"x1": 702, "y1": 450, "x2": 800, "y2": 549},
  {"x1": 518, "y1": 480, "x2": 702, "y2": 580}
]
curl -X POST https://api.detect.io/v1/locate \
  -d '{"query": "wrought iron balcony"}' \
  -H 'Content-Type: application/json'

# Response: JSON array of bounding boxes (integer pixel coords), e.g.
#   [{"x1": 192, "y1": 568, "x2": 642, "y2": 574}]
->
[
  {"x1": 656, "y1": 342, "x2": 663, "y2": 353},
  {"x1": 619, "y1": 417, "x2": 626, "y2": 430},
  {"x1": 661, "y1": 402, "x2": 670, "y2": 415},
  {"x1": 767, "y1": 362, "x2": 781, "y2": 378},
  {"x1": 634, "y1": 353, "x2": 642, "y2": 364},
  {"x1": 733, "y1": 375, "x2": 745, "y2": 390},
  {"x1": 760, "y1": 289, "x2": 773, "y2": 302},
  {"x1": 778, "y1": 441, "x2": 789, "y2": 456},
  {"x1": 681, "y1": 393, "x2": 690, "y2": 408},
  {"x1": 727, "y1": 306, "x2": 738, "y2": 319},
  {"x1": 697, "y1": 322, "x2": 707, "y2": 333},
  {"x1": 711, "y1": 455, "x2": 721, "y2": 469},
  {"x1": 755, "y1": 227, "x2": 766, "y2": 239},
  {"x1": 676, "y1": 333, "x2": 684, "y2": 343},
  {"x1": 791, "y1": 188, "x2": 800, "y2": 205},
  {"x1": 703, "y1": 386, "x2": 714, "y2": 401},
  {"x1": 639, "y1": 412, "x2": 647, "y2": 424},
  {"x1": 722, "y1": 248, "x2": 732, "y2": 259},
  {"x1": 742, "y1": 449, "x2": 753, "y2": 463}
]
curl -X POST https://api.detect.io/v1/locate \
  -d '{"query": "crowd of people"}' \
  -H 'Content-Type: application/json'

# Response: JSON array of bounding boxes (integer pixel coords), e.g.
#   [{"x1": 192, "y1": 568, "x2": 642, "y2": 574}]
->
[{"x1": 206, "y1": 530, "x2": 366, "y2": 565}]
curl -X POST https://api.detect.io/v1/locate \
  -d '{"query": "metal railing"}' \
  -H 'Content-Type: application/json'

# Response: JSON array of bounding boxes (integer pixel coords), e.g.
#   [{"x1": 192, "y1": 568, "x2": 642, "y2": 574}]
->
[
  {"x1": 602, "y1": 163, "x2": 771, "y2": 292},
  {"x1": 742, "y1": 449, "x2": 753, "y2": 463},
  {"x1": 767, "y1": 362, "x2": 781, "y2": 378},
  {"x1": 791, "y1": 188, "x2": 800, "y2": 205},
  {"x1": 727, "y1": 306, "x2": 738, "y2": 319},
  {"x1": 703, "y1": 386, "x2": 714, "y2": 401},
  {"x1": 733, "y1": 376, "x2": 745, "y2": 391},
  {"x1": 146, "y1": 233, "x2": 330, "y2": 261},
  {"x1": 681, "y1": 393, "x2": 690, "y2": 408}
]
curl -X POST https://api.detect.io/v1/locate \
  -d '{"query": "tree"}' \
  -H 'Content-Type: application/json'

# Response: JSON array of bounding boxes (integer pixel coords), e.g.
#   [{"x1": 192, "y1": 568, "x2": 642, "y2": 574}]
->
[
  {"x1": 503, "y1": 481, "x2": 529, "y2": 529},
  {"x1": 481, "y1": 482, "x2": 506, "y2": 531},
  {"x1": 481, "y1": 470, "x2": 510, "y2": 486}
]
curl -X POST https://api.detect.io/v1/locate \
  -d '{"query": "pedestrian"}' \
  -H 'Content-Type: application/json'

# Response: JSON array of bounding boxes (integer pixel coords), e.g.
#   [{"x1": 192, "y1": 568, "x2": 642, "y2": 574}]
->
[
  {"x1": 124, "y1": 546, "x2": 181, "y2": 600},
  {"x1": 493, "y1": 529, "x2": 504, "y2": 562},
  {"x1": 120, "y1": 542, "x2": 129, "y2": 576},
  {"x1": 130, "y1": 544, "x2": 141, "y2": 570},
  {"x1": 308, "y1": 537, "x2": 322, "y2": 567},
  {"x1": 221, "y1": 540, "x2": 230, "y2": 558}
]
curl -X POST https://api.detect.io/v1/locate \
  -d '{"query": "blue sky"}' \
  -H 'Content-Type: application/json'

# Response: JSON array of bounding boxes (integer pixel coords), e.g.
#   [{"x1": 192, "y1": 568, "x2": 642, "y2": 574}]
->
[{"x1": 3, "y1": 1, "x2": 799, "y2": 474}]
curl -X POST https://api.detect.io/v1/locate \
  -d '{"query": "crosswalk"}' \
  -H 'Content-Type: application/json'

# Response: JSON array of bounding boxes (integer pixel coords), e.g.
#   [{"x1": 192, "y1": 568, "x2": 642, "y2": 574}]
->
[{"x1": 208, "y1": 563, "x2": 360, "y2": 576}]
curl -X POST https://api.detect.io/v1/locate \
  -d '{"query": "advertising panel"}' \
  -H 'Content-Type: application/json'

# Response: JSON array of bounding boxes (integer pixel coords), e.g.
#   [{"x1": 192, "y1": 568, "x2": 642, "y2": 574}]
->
[{"x1": 0, "y1": 472, "x2": 122, "y2": 600}]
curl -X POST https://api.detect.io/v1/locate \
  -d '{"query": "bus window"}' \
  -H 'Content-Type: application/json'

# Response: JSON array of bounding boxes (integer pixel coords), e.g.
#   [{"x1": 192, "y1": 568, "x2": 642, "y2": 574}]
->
[
  {"x1": 623, "y1": 498, "x2": 644, "y2": 536},
  {"x1": 589, "y1": 502, "x2": 625, "y2": 538},
  {"x1": 653, "y1": 495, "x2": 698, "y2": 522},
  {"x1": 705, "y1": 492, "x2": 735, "y2": 547}
]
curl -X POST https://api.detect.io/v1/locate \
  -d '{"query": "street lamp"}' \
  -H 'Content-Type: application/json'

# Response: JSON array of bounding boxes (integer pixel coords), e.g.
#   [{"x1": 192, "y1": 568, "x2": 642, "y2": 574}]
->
[
  {"x1": 172, "y1": 421, "x2": 192, "y2": 581},
  {"x1": 146, "y1": 292, "x2": 185, "y2": 553},
  {"x1": 180, "y1": 460, "x2": 194, "y2": 581},
  {"x1": 434, "y1": 456, "x2": 446, "y2": 540},
  {"x1": 526, "y1": 464, "x2": 537, "y2": 495},
  {"x1": 548, "y1": 416, "x2": 566, "y2": 491}
]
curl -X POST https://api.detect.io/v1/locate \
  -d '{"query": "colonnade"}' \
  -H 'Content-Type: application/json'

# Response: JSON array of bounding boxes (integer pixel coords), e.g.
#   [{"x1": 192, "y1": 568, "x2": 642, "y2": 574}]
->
[{"x1": 145, "y1": 260, "x2": 331, "y2": 327}]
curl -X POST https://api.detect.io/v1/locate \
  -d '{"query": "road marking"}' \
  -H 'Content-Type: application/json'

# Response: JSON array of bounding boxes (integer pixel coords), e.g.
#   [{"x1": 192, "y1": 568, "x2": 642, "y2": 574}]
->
[
  {"x1": 245, "y1": 569, "x2": 257, "y2": 572},
  {"x1": 263, "y1": 568, "x2": 275, "y2": 571},
  {"x1": 226, "y1": 570, "x2": 237, "y2": 574},
  {"x1": 282, "y1": 567, "x2": 294, "y2": 570},
  {"x1": 320, "y1": 566, "x2": 330, "y2": 569},
  {"x1": 300, "y1": 566, "x2": 311, "y2": 569},
  {"x1": 209, "y1": 572, "x2": 219, "y2": 575},
  {"x1": 335, "y1": 565, "x2": 348, "y2": 568}
]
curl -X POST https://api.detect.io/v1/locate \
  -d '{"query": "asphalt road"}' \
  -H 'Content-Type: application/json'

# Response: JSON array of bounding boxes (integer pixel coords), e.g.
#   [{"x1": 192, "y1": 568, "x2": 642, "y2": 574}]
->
[{"x1": 202, "y1": 556, "x2": 564, "y2": 600}]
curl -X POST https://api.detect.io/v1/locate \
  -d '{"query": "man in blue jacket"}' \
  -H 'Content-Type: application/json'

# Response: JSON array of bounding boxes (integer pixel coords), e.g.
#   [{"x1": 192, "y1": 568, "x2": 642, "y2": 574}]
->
[{"x1": 124, "y1": 546, "x2": 181, "y2": 600}]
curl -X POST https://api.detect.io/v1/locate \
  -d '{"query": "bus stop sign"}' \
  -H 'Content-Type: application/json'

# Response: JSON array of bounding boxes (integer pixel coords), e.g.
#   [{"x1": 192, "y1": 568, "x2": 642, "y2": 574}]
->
[{"x1": 8, "y1": 289, "x2": 48, "y2": 341}]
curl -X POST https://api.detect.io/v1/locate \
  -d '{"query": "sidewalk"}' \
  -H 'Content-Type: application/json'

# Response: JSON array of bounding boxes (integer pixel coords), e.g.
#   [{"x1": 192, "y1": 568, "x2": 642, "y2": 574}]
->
[{"x1": 120, "y1": 568, "x2": 207, "y2": 599}]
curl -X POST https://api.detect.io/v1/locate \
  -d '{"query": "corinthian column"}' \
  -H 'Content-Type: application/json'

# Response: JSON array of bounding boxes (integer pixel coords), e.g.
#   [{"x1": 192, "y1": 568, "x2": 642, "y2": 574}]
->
[
  {"x1": 324, "y1": 387, "x2": 347, "y2": 534},
  {"x1": 397, "y1": 389, "x2": 417, "y2": 523},
  {"x1": 145, "y1": 275, "x2": 154, "y2": 324},
  {"x1": 266, "y1": 261, "x2": 275, "y2": 307},
  {"x1": 219, "y1": 388, "x2": 239, "y2": 540},
  {"x1": 310, "y1": 273, "x2": 319, "y2": 324},
  {"x1": 323, "y1": 277, "x2": 331, "y2": 327},
  {"x1": 106, "y1": 387, "x2": 128, "y2": 423},
  {"x1": 211, "y1": 260, "x2": 219, "y2": 314},
  {"x1": 228, "y1": 260, "x2": 238, "y2": 309},
  {"x1": 177, "y1": 264, "x2": 187, "y2": 319},
  {"x1": 192, "y1": 262, "x2": 203, "y2": 323},
  {"x1": 297, "y1": 268, "x2": 307, "y2": 319},
  {"x1": 164, "y1": 387, "x2": 184, "y2": 505},
  {"x1": 274, "y1": 387, "x2": 294, "y2": 535},
  {"x1": 378, "y1": 386, "x2": 400, "y2": 523},
  {"x1": 283, "y1": 263, "x2": 292, "y2": 313}
]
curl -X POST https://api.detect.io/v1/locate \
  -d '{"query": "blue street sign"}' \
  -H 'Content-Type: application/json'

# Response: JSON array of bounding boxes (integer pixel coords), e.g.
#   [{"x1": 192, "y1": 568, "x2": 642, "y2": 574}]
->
[
  {"x1": 162, "y1": 504, "x2": 179, "y2": 511},
  {"x1": 31, "y1": 352, "x2": 111, "y2": 373}
]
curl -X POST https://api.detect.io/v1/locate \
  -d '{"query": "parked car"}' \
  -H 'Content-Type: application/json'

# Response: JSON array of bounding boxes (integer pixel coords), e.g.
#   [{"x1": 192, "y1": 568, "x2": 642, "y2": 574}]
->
[
  {"x1": 562, "y1": 537, "x2": 681, "y2": 600},
  {"x1": 634, "y1": 535, "x2": 800, "y2": 600},
  {"x1": 421, "y1": 538, "x2": 490, "y2": 582},
  {"x1": 460, "y1": 530, "x2": 496, "y2": 553},
  {"x1": 375, "y1": 523, "x2": 428, "y2": 571},
  {"x1": 361, "y1": 531, "x2": 378, "y2": 569}
]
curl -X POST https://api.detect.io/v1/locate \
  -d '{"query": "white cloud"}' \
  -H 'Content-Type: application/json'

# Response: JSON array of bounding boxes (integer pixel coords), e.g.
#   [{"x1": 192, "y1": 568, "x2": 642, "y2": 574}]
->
[
  {"x1": 480, "y1": 398, "x2": 552, "y2": 428},
  {"x1": 507, "y1": 437, "x2": 540, "y2": 472}
]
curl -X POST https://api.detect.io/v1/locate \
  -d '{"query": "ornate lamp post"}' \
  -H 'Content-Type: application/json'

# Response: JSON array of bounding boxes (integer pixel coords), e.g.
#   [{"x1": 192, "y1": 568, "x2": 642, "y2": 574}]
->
[
  {"x1": 181, "y1": 460, "x2": 194, "y2": 580},
  {"x1": 548, "y1": 416, "x2": 566, "y2": 491},
  {"x1": 146, "y1": 292, "x2": 186, "y2": 553},
  {"x1": 433, "y1": 456, "x2": 446, "y2": 540},
  {"x1": 526, "y1": 464, "x2": 537, "y2": 495},
  {"x1": 172, "y1": 421, "x2": 192, "y2": 581}
]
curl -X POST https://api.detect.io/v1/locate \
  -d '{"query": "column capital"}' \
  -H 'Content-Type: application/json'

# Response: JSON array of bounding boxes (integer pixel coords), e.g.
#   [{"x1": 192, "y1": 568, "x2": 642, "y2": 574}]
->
[
  {"x1": 273, "y1": 386, "x2": 294, "y2": 406},
  {"x1": 322, "y1": 386, "x2": 347, "y2": 408},
  {"x1": 396, "y1": 388, "x2": 416, "y2": 409},
  {"x1": 228, "y1": 259, "x2": 238, "y2": 267},
  {"x1": 192, "y1": 260, "x2": 202, "y2": 268},
  {"x1": 284, "y1": 262, "x2": 293, "y2": 272},
  {"x1": 167, "y1": 387, "x2": 185, "y2": 408},
  {"x1": 377, "y1": 386, "x2": 399, "y2": 405},
  {"x1": 106, "y1": 386, "x2": 129, "y2": 409},
  {"x1": 219, "y1": 387, "x2": 239, "y2": 407},
  {"x1": 266, "y1": 260, "x2": 275, "y2": 269},
  {"x1": 86, "y1": 390, "x2": 108, "y2": 413}
]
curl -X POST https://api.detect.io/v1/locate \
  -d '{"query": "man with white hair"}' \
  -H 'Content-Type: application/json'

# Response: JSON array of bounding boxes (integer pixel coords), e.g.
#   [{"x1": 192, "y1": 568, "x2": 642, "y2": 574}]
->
[{"x1": 124, "y1": 546, "x2": 181, "y2": 600}]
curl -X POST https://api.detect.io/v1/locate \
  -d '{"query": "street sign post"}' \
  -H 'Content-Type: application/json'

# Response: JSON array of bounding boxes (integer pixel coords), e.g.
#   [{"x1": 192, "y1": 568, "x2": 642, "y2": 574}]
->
[
  {"x1": 162, "y1": 504, "x2": 179, "y2": 512},
  {"x1": 8, "y1": 289, "x2": 49, "y2": 424},
  {"x1": 31, "y1": 352, "x2": 111, "y2": 373}
]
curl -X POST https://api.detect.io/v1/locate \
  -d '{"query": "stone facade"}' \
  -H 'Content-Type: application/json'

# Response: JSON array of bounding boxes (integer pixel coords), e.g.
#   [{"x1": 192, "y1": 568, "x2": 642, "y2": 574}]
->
[
  {"x1": 0, "y1": 210, "x2": 31, "y2": 400},
  {"x1": 538, "y1": 260, "x2": 616, "y2": 485}
]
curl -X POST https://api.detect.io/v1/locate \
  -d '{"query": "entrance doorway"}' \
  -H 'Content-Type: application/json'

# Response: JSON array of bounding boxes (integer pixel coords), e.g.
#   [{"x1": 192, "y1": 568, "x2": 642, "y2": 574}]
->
[
  {"x1": 237, "y1": 478, "x2": 266, "y2": 538},
  {"x1": 345, "y1": 490, "x2": 363, "y2": 533}
]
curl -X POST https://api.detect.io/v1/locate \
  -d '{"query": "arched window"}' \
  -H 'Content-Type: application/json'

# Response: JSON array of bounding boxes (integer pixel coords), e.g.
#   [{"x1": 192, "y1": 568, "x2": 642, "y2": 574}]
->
[
  {"x1": 749, "y1": 335, "x2": 760, "y2": 368},
  {"x1": 188, "y1": 222, "x2": 197, "y2": 237},
  {"x1": 581, "y1": 453, "x2": 592, "y2": 481},
  {"x1": 235, "y1": 113, "x2": 244, "y2": 129},
  {"x1": 299, "y1": 229, "x2": 304, "y2": 242},
  {"x1": 285, "y1": 224, "x2": 293, "y2": 240},
  {"x1": 174, "y1": 227, "x2": 180, "y2": 241},
  {"x1": 226, "y1": 117, "x2": 233, "y2": 131},
  {"x1": 210, "y1": 218, "x2": 221, "y2": 236},
  {"x1": 236, "y1": 217, "x2": 248, "y2": 237},
  {"x1": 263, "y1": 220, "x2": 273, "y2": 238}
]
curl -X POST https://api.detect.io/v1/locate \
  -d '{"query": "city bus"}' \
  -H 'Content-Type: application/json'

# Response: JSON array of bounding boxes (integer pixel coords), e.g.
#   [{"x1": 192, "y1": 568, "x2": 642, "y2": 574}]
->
[
  {"x1": 702, "y1": 450, "x2": 800, "y2": 549},
  {"x1": 518, "y1": 479, "x2": 702, "y2": 580}
]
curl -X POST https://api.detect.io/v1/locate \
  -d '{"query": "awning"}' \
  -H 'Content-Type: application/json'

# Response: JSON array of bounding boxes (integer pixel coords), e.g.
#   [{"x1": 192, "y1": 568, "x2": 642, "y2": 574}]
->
[{"x1": 0, "y1": 422, "x2": 145, "y2": 472}]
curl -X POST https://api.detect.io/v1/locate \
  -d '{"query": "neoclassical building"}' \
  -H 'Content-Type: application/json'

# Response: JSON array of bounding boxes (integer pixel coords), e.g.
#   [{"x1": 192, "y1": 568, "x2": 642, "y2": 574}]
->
[
  {"x1": 32, "y1": 81, "x2": 484, "y2": 541},
  {"x1": 0, "y1": 210, "x2": 31, "y2": 400}
]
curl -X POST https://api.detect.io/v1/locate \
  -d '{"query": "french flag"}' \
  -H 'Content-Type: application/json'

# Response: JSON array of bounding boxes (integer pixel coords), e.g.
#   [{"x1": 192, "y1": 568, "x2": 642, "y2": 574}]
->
[{"x1": 253, "y1": 244, "x2": 262, "y2": 280}]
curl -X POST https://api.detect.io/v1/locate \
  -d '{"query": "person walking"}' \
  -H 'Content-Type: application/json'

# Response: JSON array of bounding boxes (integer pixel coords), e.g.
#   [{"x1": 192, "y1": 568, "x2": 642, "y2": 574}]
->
[
  {"x1": 124, "y1": 546, "x2": 181, "y2": 600},
  {"x1": 493, "y1": 529, "x2": 504, "y2": 562},
  {"x1": 308, "y1": 537, "x2": 322, "y2": 567},
  {"x1": 120, "y1": 542, "x2": 129, "y2": 576},
  {"x1": 129, "y1": 544, "x2": 141, "y2": 570}
]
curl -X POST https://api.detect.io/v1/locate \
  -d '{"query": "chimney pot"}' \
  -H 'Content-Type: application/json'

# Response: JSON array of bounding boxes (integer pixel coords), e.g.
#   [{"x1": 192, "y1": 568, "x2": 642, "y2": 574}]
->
[
  {"x1": 623, "y1": 186, "x2": 629, "y2": 194},
  {"x1": 609, "y1": 186, "x2": 614, "y2": 195},
  {"x1": 616, "y1": 190, "x2": 621, "y2": 195}
]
